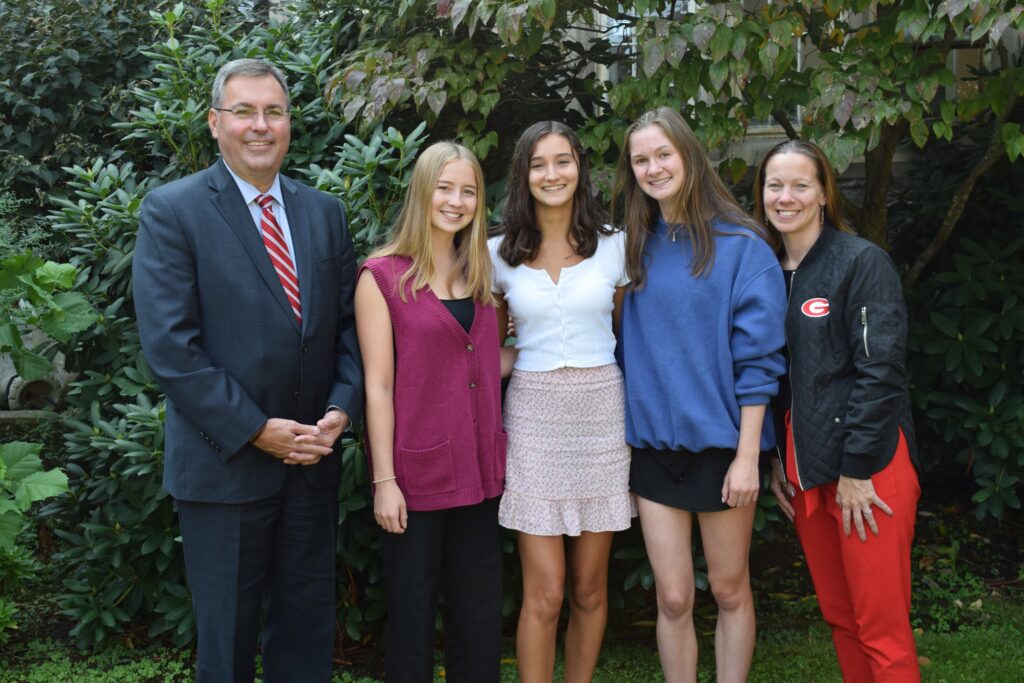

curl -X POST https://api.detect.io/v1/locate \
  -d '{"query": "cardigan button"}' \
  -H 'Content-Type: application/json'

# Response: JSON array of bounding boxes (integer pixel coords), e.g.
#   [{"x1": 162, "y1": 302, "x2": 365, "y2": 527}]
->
[
  {"x1": 469, "y1": 383, "x2": 476, "y2": 389},
  {"x1": 466, "y1": 344, "x2": 474, "y2": 351}
]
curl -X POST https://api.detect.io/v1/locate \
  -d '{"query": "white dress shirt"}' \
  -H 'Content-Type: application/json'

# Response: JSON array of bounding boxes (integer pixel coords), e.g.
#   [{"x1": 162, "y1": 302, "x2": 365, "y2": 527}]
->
[{"x1": 222, "y1": 160, "x2": 299, "y2": 281}]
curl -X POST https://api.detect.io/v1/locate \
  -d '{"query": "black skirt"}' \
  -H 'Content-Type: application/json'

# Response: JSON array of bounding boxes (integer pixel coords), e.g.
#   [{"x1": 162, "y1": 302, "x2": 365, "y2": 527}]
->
[{"x1": 630, "y1": 445, "x2": 740, "y2": 513}]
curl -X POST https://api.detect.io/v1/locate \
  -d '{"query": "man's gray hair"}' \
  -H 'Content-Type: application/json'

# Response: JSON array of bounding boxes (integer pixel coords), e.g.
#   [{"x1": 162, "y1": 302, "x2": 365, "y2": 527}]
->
[{"x1": 211, "y1": 58, "x2": 290, "y2": 108}]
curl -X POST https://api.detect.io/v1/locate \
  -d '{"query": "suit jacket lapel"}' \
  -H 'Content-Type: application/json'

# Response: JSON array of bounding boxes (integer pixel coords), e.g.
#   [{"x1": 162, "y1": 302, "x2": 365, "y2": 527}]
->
[
  {"x1": 208, "y1": 160, "x2": 300, "y2": 333},
  {"x1": 281, "y1": 175, "x2": 313, "y2": 337}
]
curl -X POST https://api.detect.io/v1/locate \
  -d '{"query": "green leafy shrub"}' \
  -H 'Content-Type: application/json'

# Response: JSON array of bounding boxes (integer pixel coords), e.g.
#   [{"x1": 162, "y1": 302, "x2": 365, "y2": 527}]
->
[
  {"x1": 1, "y1": 175, "x2": 98, "y2": 382},
  {"x1": 0, "y1": 253, "x2": 98, "y2": 382},
  {"x1": 909, "y1": 235, "x2": 1024, "y2": 519},
  {"x1": 0, "y1": 545, "x2": 42, "y2": 595},
  {"x1": 303, "y1": 122, "x2": 429, "y2": 259},
  {"x1": 0, "y1": 0, "x2": 163, "y2": 202},
  {"x1": 0, "y1": 442, "x2": 68, "y2": 551},
  {"x1": 0, "y1": 441, "x2": 69, "y2": 643},
  {"x1": 0, "y1": 596, "x2": 17, "y2": 645},
  {"x1": 913, "y1": 537, "x2": 989, "y2": 633}
]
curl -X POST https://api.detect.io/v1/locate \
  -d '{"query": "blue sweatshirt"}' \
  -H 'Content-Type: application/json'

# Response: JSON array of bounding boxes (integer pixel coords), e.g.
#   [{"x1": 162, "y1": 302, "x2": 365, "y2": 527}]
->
[{"x1": 621, "y1": 217, "x2": 786, "y2": 452}]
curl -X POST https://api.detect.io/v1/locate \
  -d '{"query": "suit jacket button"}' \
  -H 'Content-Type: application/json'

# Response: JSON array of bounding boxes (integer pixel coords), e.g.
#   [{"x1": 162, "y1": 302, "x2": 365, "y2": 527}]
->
[
  {"x1": 293, "y1": 392, "x2": 300, "y2": 401},
  {"x1": 302, "y1": 343, "x2": 309, "y2": 353}
]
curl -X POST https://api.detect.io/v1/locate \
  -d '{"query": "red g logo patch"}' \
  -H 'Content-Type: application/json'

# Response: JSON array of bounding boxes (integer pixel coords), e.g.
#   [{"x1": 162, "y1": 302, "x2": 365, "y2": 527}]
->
[{"x1": 801, "y1": 298, "x2": 830, "y2": 318}]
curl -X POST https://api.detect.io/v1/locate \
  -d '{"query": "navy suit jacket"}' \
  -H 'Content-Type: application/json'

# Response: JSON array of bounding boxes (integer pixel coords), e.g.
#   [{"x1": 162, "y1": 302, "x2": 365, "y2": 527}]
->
[{"x1": 133, "y1": 159, "x2": 363, "y2": 504}]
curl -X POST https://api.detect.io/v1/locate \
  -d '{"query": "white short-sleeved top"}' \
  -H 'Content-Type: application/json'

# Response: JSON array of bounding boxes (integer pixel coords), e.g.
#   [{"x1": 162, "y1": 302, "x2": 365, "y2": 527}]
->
[{"x1": 489, "y1": 230, "x2": 629, "y2": 371}]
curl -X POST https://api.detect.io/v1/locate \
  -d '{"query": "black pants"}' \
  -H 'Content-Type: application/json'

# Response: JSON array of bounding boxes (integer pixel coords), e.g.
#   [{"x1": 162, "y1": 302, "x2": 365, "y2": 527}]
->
[
  {"x1": 383, "y1": 497, "x2": 503, "y2": 683},
  {"x1": 177, "y1": 466, "x2": 338, "y2": 683}
]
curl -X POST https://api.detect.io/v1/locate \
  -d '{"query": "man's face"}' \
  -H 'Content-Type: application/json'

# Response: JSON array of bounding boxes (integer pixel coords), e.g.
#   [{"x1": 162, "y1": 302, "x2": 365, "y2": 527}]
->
[{"x1": 208, "y1": 74, "x2": 290, "y2": 191}]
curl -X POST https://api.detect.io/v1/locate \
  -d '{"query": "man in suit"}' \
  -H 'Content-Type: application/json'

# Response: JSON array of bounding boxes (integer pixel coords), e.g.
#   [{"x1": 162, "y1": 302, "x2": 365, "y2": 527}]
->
[{"x1": 133, "y1": 58, "x2": 363, "y2": 682}]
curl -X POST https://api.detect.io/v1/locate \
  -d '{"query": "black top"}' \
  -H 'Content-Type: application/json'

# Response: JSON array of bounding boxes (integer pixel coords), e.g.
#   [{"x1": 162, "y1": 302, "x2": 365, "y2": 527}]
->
[
  {"x1": 780, "y1": 226, "x2": 916, "y2": 488},
  {"x1": 440, "y1": 297, "x2": 475, "y2": 333},
  {"x1": 773, "y1": 270, "x2": 795, "y2": 453}
]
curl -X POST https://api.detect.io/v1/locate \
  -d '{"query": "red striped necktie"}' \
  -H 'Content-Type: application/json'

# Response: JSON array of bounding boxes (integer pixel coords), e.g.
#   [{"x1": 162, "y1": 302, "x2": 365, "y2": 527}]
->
[{"x1": 256, "y1": 194, "x2": 301, "y2": 325}]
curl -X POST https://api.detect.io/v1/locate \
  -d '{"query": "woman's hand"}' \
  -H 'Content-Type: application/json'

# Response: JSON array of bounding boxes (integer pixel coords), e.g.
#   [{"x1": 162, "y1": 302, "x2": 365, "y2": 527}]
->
[
  {"x1": 723, "y1": 404, "x2": 767, "y2": 508},
  {"x1": 722, "y1": 448, "x2": 760, "y2": 508},
  {"x1": 836, "y1": 475, "x2": 893, "y2": 542},
  {"x1": 374, "y1": 480, "x2": 408, "y2": 534},
  {"x1": 769, "y1": 458, "x2": 795, "y2": 522}
]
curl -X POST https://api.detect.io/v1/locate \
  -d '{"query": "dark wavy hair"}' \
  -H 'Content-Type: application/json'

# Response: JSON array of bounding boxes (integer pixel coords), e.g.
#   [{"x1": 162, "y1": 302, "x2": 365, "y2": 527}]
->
[
  {"x1": 497, "y1": 121, "x2": 612, "y2": 266},
  {"x1": 611, "y1": 107, "x2": 765, "y2": 287},
  {"x1": 752, "y1": 138, "x2": 855, "y2": 253}
]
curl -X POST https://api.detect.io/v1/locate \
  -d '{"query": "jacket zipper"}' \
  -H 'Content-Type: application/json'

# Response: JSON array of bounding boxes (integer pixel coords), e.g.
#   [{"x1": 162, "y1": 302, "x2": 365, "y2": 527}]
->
[
  {"x1": 786, "y1": 270, "x2": 805, "y2": 490},
  {"x1": 861, "y1": 306, "x2": 870, "y2": 358}
]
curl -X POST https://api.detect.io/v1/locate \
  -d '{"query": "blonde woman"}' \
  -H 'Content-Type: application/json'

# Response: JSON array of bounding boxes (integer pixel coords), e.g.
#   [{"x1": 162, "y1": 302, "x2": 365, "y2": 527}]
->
[{"x1": 356, "y1": 142, "x2": 509, "y2": 682}]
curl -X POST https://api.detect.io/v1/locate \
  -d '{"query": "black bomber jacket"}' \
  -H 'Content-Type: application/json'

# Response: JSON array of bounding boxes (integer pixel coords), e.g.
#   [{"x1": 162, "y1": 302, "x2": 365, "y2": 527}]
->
[{"x1": 775, "y1": 225, "x2": 919, "y2": 491}]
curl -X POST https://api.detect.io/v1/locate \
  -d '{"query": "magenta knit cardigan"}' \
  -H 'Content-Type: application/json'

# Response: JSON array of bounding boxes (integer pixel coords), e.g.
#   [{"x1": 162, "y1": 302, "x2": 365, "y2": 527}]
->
[{"x1": 361, "y1": 256, "x2": 506, "y2": 511}]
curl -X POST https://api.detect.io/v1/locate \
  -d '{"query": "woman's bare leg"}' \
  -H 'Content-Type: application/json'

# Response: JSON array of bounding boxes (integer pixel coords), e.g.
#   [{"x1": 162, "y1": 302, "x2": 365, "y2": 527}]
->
[
  {"x1": 563, "y1": 531, "x2": 613, "y2": 683},
  {"x1": 637, "y1": 496, "x2": 698, "y2": 683},
  {"x1": 515, "y1": 533, "x2": 565, "y2": 683},
  {"x1": 697, "y1": 505, "x2": 757, "y2": 683}
]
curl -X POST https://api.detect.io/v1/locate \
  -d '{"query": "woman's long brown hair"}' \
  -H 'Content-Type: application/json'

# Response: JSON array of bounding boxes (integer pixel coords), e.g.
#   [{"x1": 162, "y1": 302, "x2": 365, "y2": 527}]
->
[
  {"x1": 752, "y1": 138, "x2": 855, "y2": 254},
  {"x1": 497, "y1": 121, "x2": 612, "y2": 267},
  {"x1": 612, "y1": 107, "x2": 765, "y2": 287}
]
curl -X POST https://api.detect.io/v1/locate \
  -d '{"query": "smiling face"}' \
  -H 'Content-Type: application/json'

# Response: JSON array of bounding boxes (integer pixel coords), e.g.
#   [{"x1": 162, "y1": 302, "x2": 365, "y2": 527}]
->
[
  {"x1": 208, "y1": 74, "x2": 290, "y2": 192},
  {"x1": 527, "y1": 134, "x2": 579, "y2": 209},
  {"x1": 430, "y1": 159, "x2": 478, "y2": 237},
  {"x1": 628, "y1": 124, "x2": 686, "y2": 218},
  {"x1": 762, "y1": 152, "x2": 826, "y2": 239}
]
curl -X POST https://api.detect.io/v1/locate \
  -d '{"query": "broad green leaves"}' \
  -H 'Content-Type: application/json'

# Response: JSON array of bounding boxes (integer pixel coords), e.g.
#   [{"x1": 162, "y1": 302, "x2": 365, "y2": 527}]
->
[
  {"x1": 0, "y1": 442, "x2": 69, "y2": 551},
  {"x1": 910, "y1": 237, "x2": 1024, "y2": 519},
  {"x1": 0, "y1": 253, "x2": 98, "y2": 380}
]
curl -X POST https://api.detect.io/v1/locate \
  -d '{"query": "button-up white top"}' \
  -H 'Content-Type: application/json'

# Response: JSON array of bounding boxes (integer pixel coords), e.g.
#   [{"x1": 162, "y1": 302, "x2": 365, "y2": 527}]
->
[{"x1": 489, "y1": 230, "x2": 629, "y2": 372}]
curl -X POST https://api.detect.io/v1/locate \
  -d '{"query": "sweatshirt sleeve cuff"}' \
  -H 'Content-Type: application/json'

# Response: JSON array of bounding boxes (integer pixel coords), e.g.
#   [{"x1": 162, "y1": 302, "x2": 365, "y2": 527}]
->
[
  {"x1": 839, "y1": 452, "x2": 875, "y2": 479},
  {"x1": 737, "y1": 394, "x2": 770, "y2": 407}
]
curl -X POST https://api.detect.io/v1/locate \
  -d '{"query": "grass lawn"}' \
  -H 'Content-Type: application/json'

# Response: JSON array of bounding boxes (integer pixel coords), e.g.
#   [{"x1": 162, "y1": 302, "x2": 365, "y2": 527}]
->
[{"x1": 2, "y1": 594, "x2": 1021, "y2": 682}]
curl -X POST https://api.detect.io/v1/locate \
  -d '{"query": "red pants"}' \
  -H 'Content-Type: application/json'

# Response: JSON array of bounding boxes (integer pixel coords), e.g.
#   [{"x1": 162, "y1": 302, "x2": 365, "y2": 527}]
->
[{"x1": 787, "y1": 423, "x2": 921, "y2": 683}]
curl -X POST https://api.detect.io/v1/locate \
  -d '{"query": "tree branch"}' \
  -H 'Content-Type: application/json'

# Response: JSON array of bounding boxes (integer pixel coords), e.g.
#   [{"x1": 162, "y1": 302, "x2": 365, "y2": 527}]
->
[
  {"x1": 903, "y1": 94, "x2": 1020, "y2": 289},
  {"x1": 771, "y1": 108, "x2": 800, "y2": 139}
]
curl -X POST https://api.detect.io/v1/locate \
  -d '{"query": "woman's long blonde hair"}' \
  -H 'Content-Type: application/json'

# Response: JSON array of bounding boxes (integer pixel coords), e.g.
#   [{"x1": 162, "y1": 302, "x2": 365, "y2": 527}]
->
[{"x1": 371, "y1": 141, "x2": 494, "y2": 304}]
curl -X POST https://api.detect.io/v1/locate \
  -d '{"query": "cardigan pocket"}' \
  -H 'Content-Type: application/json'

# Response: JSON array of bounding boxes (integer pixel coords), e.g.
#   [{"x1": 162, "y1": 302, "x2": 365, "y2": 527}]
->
[
  {"x1": 396, "y1": 440, "x2": 457, "y2": 495},
  {"x1": 493, "y1": 431, "x2": 508, "y2": 484}
]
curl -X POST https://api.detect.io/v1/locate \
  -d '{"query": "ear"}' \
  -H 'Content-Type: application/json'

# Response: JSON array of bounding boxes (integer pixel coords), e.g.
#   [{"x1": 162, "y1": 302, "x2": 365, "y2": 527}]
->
[{"x1": 208, "y1": 108, "x2": 219, "y2": 139}]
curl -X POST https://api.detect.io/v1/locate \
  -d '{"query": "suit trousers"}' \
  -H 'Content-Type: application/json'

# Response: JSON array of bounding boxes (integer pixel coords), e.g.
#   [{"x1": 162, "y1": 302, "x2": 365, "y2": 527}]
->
[
  {"x1": 787, "y1": 426, "x2": 921, "y2": 683},
  {"x1": 383, "y1": 496, "x2": 503, "y2": 683},
  {"x1": 177, "y1": 465, "x2": 339, "y2": 683}
]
